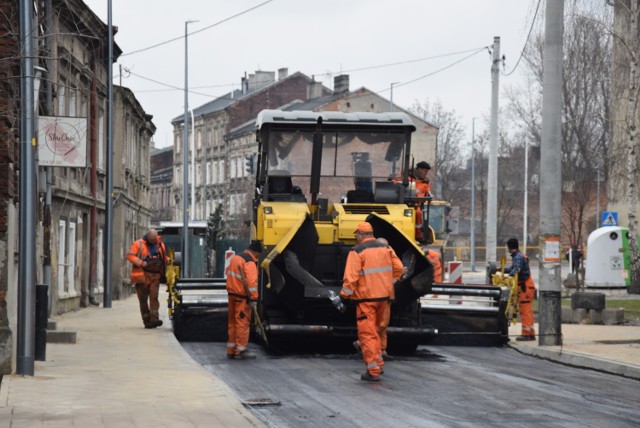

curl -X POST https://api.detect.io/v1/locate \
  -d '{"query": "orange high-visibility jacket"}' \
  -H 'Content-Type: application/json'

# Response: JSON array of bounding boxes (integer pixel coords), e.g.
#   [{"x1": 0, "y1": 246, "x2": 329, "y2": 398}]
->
[
  {"x1": 425, "y1": 249, "x2": 442, "y2": 283},
  {"x1": 226, "y1": 251, "x2": 259, "y2": 301},
  {"x1": 126, "y1": 237, "x2": 168, "y2": 284},
  {"x1": 341, "y1": 238, "x2": 404, "y2": 302},
  {"x1": 415, "y1": 178, "x2": 431, "y2": 198}
]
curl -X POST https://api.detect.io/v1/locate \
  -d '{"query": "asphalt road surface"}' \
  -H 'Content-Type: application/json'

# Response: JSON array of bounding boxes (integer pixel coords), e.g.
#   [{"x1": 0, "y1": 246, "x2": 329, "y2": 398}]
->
[{"x1": 182, "y1": 342, "x2": 639, "y2": 428}]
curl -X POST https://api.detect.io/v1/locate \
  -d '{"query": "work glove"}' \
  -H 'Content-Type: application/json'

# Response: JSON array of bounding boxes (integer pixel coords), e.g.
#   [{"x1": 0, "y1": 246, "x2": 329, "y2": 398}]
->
[{"x1": 250, "y1": 301, "x2": 258, "y2": 311}]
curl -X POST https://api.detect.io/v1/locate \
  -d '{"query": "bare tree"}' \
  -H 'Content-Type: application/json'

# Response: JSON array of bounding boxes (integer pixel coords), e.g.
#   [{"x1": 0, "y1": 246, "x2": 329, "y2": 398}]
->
[
  {"x1": 610, "y1": 0, "x2": 640, "y2": 292},
  {"x1": 506, "y1": 0, "x2": 612, "y2": 248}
]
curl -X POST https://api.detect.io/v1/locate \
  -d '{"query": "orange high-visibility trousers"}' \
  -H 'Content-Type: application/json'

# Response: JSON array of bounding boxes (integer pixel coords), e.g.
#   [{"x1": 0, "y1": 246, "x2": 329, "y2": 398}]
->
[
  {"x1": 227, "y1": 297, "x2": 251, "y2": 356},
  {"x1": 357, "y1": 301, "x2": 386, "y2": 376},
  {"x1": 378, "y1": 301, "x2": 391, "y2": 352},
  {"x1": 518, "y1": 277, "x2": 536, "y2": 337}
]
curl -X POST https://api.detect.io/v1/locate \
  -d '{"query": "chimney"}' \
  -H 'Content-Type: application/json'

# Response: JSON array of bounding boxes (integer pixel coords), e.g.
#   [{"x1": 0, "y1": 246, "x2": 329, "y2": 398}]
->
[
  {"x1": 307, "y1": 78, "x2": 323, "y2": 100},
  {"x1": 334, "y1": 74, "x2": 349, "y2": 94},
  {"x1": 249, "y1": 70, "x2": 275, "y2": 91},
  {"x1": 278, "y1": 67, "x2": 288, "y2": 80},
  {"x1": 241, "y1": 72, "x2": 248, "y2": 95}
]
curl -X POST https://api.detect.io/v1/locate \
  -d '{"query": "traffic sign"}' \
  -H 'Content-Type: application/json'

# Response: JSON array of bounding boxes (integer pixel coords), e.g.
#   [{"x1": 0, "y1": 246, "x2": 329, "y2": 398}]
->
[{"x1": 601, "y1": 211, "x2": 618, "y2": 227}]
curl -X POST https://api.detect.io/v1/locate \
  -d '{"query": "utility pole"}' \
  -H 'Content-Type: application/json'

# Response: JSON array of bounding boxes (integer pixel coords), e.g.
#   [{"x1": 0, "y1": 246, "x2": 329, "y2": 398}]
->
[
  {"x1": 470, "y1": 117, "x2": 478, "y2": 272},
  {"x1": 523, "y1": 140, "x2": 529, "y2": 253},
  {"x1": 103, "y1": 0, "x2": 114, "y2": 308},
  {"x1": 485, "y1": 36, "x2": 500, "y2": 271},
  {"x1": 538, "y1": 0, "x2": 564, "y2": 346},
  {"x1": 17, "y1": 0, "x2": 36, "y2": 376}
]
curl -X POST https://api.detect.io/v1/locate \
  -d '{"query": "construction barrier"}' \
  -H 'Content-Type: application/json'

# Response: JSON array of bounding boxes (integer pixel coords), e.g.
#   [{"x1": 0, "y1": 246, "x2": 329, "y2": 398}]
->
[{"x1": 447, "y1": 261, "x2": 463, "y2": 284}]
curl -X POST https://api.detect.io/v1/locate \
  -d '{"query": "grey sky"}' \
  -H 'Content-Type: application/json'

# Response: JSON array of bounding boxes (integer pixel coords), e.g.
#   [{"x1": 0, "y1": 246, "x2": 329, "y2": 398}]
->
[{"x1": 84, "y1": 0, "x2": 538, "y2": 149}]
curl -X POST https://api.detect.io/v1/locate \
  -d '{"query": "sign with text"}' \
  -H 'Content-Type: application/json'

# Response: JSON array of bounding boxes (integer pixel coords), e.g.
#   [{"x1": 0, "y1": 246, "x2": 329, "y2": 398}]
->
[{"x1": 38, "y1": 116, "x2": 87, "y2": 167}]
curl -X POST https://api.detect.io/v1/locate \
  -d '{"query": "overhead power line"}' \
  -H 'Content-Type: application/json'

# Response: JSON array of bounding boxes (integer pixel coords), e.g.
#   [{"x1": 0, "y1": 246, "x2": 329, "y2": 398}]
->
[
  {"x1": 121, "y1": 0, "x2": 275, "y2": 57},
  {"x1": 502, "y1": 0, "x2": 543, "y2": 77},
  {"x1": 314, "y1": 47, "x2": 487, "y2": 77}
]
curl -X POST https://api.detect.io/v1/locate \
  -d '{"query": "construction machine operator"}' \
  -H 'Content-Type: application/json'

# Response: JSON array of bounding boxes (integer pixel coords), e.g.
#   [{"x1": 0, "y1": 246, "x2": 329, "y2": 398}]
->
[{"x1": 340, "y1": 222, "x2": 404, "y2": 382}]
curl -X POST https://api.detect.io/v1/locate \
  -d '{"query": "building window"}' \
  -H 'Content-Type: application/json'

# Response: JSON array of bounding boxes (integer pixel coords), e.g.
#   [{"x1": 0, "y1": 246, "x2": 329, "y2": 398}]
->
[{"x1": 57, "y1": 78, "x2": 66, "y2": 115}]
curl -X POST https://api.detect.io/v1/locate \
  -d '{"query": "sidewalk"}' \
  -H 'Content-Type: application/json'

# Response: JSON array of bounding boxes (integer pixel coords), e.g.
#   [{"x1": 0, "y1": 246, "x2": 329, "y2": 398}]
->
[
  {"x1": 0, "y1": 290, "x2": 264, "y2": 428},
  {"x1": 508, "y1": 323, "x2": 640, "y2": 380},
  {"x1": 462, "y1": 266, "x2": 640, "y2": 380}
]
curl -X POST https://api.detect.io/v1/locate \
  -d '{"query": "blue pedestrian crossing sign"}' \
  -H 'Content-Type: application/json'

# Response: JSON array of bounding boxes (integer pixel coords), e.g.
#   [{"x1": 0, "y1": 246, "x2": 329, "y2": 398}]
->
[{"x1": 601, "y1": 211, "x2": 618, "y2": 227}]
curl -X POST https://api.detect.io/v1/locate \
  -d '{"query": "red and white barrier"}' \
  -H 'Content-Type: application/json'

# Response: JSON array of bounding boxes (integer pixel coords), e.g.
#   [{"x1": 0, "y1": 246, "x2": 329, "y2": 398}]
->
[{"x1": 447, "y1": 261, "x2": 463, "y2": 284}]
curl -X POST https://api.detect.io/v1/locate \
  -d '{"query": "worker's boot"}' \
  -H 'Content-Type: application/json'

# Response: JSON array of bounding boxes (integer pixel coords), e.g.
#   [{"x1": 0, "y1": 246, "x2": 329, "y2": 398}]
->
[
  {"x1": 149, "y1": 311, "x2": 162, "y2": 328},
  {"x1": 236, "y1": 350, "x2": 257, "y2": 359},
  {"x1": 515, "y1": 335, "x2": 535, "y2": 341},
  {"x1": 142, "y1": 313, "x2": 152, "y2": 329},
  {"x1": 360, "y1": 372, "x2": 381, "y2": 382}
]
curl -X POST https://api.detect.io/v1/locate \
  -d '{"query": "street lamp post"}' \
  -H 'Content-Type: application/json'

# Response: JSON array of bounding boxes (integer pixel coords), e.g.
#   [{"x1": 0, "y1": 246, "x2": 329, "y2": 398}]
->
[
  {"x1": 470, "y1": 117, "x2": 478, "y2": 271},
  {"x1": 182, "y1": 20, "x2": 197, "y2": 278},
  {"x1": 390, "y1": 82, "x2": 399, "y2": 111}
]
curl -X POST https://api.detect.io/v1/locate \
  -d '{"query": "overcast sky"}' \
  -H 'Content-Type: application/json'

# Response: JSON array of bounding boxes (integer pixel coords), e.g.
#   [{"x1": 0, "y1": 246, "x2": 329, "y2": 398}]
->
[{"x1": 83, "y1": 0, "x2": 539, "y2": 149}]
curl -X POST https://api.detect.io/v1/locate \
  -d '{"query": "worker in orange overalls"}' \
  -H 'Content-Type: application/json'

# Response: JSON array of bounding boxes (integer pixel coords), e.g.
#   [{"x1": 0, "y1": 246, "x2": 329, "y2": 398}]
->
[
  {"x1": 425, "y1": 248, "x2": 443, "y2": 283},
  {"x1": 127, "y1": 229, "x2": 169, "y2": 329},
  {"x1": 412, "y1": 161, "x2": 432, "y2": 242},
  {"x1": 225, "y1": 240, "x2": 262, "y2": 359},
  {"x1": 341, "y1": 222, "x2": 404, "y2": 382},
  {"x1": 353, "y1": 238, "x2": 408, "y2": 362},
  {"x1": 506, "y1": 238, "x2": 536, "y2": 341}
]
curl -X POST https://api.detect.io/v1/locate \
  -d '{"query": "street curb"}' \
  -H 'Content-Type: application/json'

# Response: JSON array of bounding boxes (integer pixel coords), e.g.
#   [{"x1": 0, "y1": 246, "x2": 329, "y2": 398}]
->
[{"x1": 508, "y1": 344, "x2": 640, "y2": 381}]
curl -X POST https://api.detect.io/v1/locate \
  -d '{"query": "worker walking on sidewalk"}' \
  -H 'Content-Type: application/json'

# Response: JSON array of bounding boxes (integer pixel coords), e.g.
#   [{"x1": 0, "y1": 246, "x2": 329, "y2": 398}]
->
[
  {"x1": 506, "y1": 238, "x2": 536, "y2": 341},
  {"x1": 225, "y1": 241, "x2": 262, "y2": 359},
  {"x1": 127, "y1": 229, "x2": 169, "y2": 329},
  {"x1": 341, "y1": 222, "x2": 404, "y2": 382}
]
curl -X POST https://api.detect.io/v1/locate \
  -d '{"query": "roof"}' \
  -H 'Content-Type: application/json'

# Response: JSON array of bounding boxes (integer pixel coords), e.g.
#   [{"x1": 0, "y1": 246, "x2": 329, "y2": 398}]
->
[{"x1": 255, "y1": 109, "x2": 417, "y2": 131}]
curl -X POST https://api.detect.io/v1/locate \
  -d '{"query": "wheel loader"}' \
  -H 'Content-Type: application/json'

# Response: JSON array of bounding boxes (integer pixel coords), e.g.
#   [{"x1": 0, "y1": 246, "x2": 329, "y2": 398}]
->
[{"x1": 169, "y1": 109, "x2": 509, "y2": 347}]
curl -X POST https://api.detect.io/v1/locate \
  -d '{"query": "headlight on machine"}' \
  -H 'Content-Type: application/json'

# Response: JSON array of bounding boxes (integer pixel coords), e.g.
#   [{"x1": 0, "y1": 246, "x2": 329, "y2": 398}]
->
[
  {"x1": 404, "y1": 209, "x2": 413, "y2": 217},
  {"x1": 264, "y1": 206, "x2": 273, "y2": 214}
]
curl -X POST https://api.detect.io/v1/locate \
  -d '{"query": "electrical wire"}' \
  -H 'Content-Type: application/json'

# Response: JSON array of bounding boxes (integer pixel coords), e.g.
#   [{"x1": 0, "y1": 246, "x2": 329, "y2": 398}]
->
[
  {"x1": 121, "y1": 0, "x2": 275, "y2": 57},
  {"x1": 313, "y1": 47, "x2": 487, "y2": 77},
  {"x1": 385, "y1": 47, "x2": 489, "y2": 92},
  {"x1": 502, "y1": 0, "x2": 543, "y2": 77}
]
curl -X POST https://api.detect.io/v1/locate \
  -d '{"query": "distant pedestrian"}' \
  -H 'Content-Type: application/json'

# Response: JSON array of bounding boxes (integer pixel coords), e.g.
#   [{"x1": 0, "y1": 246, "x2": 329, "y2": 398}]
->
[
  {"x1": 506, "y1": 238, "x2": 536, "y2": 341},
  {"x1": 225, "y1": 241, "x2": 262, "y2": 359},
  {"x1": 126, "y1": 229, "x2": 169, "y2": 328},
  {"x1": 341, "y1": 222, "x2": 404, "y2": 381},
  {"x1": 566, "y1": 242, "x2": 583, "y2": 274}
]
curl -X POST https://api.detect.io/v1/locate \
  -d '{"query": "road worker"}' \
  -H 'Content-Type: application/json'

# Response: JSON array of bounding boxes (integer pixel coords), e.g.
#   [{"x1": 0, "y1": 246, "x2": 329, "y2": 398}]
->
[
  {"x1": 354, "y1": 237, "x2": 407, "y2": 363},
  {"x1": 506, "y1": 238, "x2": 536, "y2": 341},
  {"x1": 411, "y1": 161, "x2": 433, "y2": 243},
  {"x1": 425, "y1": 248, "x2": 443, "y2": 283},
  {"x1": 341, "y1": 222, "x2": 404, "y2": 382},
  {"x1": 127, "y1": 229, "x2": 169, "y2": 328},
  {"x1": 225, "y1": 240, "x2": 262, "y2": 359}
]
